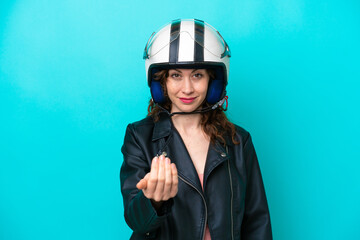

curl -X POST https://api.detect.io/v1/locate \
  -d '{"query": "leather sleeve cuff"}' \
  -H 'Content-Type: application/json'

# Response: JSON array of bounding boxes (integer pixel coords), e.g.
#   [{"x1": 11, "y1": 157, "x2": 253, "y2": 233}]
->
[{"x1": 154, "y1": 198, "x2": 174, "y2": 216}]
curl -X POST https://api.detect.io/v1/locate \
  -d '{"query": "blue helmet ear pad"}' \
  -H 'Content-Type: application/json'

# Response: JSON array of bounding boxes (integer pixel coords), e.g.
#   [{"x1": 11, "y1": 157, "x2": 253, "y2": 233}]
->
[
  {"x1": 150, "y1": 80, "x2": 166, "y2": 104},
  {"x1": 150, "y1": 68, "x2": 166, "y2": 104},
  {"x1": 206, "y1": 79, "x2": 224, "y2": 104},
  {"x1": 206, "y1": 68, "x2": 225, "y2": 104}
]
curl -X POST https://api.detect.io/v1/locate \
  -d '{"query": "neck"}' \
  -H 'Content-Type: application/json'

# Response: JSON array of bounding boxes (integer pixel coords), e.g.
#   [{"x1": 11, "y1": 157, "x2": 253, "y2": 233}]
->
[{"x1": 171, "y1": 113, "x2": 202, "y2": 134}]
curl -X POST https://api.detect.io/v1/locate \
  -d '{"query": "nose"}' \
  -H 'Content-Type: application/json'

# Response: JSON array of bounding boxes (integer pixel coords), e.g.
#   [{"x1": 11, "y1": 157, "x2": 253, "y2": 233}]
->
[{"x1": 182, "y1": 77, "x2": 194, "y2": 95}]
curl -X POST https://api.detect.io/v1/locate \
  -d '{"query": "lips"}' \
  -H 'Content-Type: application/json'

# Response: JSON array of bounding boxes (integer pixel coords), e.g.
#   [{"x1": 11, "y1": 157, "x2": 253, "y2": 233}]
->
[{"x1": 179, "y1": 97, "x2": 196, "y2": 103}]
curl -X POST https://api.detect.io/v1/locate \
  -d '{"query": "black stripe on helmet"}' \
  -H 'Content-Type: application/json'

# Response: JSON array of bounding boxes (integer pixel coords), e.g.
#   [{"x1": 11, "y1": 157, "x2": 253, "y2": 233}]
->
[
  {"x1": 194, "y1": 19, "x2": 204, "y2": 62},
  {"x1": 169, "y1": 19, "x2": 181, "y2": 63}
]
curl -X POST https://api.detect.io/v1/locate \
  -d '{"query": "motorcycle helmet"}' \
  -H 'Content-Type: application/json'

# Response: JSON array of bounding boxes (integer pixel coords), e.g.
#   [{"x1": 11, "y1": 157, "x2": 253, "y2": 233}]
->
[{"x1": 144, "y1": 19, "x2": 231, "y2": 105}]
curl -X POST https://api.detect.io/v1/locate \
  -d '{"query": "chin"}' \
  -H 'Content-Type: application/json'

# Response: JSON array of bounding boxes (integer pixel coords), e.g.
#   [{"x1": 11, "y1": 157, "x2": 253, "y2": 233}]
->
[
  {"x1": 171, "y1": 99, "x2": 204, "y2": 113},
  {"x1": 176, "y1": 105, "x2": 202, "y2": 113}
]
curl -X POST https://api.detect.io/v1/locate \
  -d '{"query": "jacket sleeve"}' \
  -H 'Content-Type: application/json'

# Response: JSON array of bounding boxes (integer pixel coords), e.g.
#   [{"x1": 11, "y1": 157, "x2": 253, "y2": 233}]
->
[
  {"x1": 120, "y1": 123, "x2": 172, "y2": 234},
  {"x1": 241, "y1": 133, "x2": 273, "y2": 240}
]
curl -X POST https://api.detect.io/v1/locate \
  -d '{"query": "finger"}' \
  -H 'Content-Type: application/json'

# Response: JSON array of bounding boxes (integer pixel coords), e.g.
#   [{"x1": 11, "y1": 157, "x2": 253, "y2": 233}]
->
[
  {"x1": 136, "y1": 173, "x2": 150, "y2": 190},
  {"x1": 144, "y1": 173, "x2": 150, "y2": 180},
  {"x1": 163, "y1": 157, "x2": 172, "y2": 199},
  {"x1": 136, "y1": 179, "x2": 147, "y2": 190},
  {"x1": 154, "y1": 155, "x2": 166, "y2": 201},
  {"x1": 170, "y1": 163, "x2": 178, "y2": 197},
  {"x1": 146, "y1": 156, "x2": 159, "y2": 195}
]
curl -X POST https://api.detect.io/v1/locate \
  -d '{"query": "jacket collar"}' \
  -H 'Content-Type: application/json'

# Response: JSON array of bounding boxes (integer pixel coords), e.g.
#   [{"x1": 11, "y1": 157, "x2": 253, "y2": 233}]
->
[{"x1": 152, "y1": 113, "x2": 172, "y2": 141}]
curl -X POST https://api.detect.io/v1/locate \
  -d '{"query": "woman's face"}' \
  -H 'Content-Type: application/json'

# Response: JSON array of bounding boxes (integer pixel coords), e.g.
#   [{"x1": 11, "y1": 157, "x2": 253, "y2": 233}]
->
[{"x1": 166, "y1": 69, "x2": 210, "y2": 113}]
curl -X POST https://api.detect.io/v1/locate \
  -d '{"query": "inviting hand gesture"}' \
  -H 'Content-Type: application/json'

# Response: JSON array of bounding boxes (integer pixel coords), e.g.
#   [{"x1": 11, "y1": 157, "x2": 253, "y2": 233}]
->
[{"x1": 136, "y1": 154, "x2": 178, "y2": 204}]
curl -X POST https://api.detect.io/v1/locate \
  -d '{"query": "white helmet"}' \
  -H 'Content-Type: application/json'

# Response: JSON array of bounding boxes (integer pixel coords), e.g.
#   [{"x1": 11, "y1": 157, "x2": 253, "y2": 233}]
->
[{"x1": 144, "y1": 19, "x2": 231, "y2": 105}]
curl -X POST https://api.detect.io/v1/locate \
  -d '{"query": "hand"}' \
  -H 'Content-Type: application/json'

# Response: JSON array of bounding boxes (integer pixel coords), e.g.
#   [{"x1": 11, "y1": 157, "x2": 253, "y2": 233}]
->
[{"x1": 136, "y1": 154, "x2": 178, "y2": 203}]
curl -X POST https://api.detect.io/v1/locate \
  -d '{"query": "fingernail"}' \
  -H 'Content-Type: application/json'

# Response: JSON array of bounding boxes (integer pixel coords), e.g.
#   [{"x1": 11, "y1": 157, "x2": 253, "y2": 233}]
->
[{"x1": 166, "y1": 158, "x2": 170, "y2": 164}]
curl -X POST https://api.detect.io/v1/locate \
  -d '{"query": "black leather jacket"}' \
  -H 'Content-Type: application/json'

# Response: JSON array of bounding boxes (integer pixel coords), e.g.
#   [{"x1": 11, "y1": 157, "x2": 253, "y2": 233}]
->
[{"x1": 120, "y1": 114, "x2": 272, "y2": 240}]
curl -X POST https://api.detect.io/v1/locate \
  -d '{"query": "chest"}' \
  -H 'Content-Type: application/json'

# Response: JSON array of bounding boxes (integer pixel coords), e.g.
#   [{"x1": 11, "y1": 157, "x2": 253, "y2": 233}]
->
[{"x1": 178, "y1": 132, "x2": 210, "y2": 174}]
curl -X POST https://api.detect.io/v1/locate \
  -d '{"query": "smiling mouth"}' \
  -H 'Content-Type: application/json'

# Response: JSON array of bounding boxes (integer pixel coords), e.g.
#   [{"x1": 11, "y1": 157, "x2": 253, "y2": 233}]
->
[{"x1": 179, "y1": 97, "x2": 196, "y2": 103}]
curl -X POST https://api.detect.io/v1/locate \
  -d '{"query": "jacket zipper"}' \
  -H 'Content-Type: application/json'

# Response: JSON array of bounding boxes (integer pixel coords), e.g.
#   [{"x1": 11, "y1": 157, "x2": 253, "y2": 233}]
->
[
  {"x1": 227, "y1": 146, "x2": 234, "y2": 240},
  {"x1": 178, "y1": 175, "x2": 208, "y2": 240}
]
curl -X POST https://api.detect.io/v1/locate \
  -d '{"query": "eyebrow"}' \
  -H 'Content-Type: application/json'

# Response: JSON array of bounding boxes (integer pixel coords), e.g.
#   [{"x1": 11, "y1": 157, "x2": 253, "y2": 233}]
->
[{"x1": 172, "y1": 69, "x2": 204, "y2": 73}]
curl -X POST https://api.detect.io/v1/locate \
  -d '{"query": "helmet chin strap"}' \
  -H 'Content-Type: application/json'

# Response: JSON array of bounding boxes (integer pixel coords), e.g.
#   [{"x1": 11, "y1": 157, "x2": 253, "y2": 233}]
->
[{"x1": 156, "y1": 96, "x2": 228, "y2": 117}]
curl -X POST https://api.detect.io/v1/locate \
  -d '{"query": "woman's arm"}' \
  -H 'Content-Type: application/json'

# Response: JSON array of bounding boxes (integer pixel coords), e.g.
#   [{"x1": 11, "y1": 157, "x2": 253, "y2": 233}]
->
[
  {"x1": 120, "y1": 123, "x2": 174, "y2": 234},
  {"x1": 241, "y1": 133, "x2": 273, "y2": 240}
]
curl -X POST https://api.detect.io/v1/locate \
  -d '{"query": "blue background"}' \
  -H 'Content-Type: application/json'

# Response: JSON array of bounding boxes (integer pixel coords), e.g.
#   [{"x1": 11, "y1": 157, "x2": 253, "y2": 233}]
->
[{"x1": 1, "y1": 0, "x2": 359, "y2": 239}]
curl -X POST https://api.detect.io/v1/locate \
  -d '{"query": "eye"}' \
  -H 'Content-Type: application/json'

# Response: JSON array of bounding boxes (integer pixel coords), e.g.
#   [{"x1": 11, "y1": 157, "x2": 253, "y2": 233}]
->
[
  {"x1": 170, "y1": 73, "x2": 182, "y2": 79},
  {"x1": 193, "y1": 73, "x2": 203, "y2": 79}
]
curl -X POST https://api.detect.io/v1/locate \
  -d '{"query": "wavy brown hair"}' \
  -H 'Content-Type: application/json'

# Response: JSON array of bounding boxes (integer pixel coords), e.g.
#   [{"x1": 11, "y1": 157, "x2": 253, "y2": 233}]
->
[{"x1": 147, "y1": 69, "x2": 239, "y2": 146}]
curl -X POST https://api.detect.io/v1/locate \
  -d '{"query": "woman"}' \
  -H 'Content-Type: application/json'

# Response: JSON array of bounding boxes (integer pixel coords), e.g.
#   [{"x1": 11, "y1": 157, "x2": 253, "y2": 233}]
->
[{"x1": 120, "y1": 19, "x2": 272, "y2": 240}]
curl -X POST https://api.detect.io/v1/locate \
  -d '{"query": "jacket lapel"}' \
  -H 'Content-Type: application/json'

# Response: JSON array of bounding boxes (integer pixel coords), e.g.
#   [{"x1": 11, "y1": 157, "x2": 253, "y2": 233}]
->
[{"x1": 203, "y1": 142, "x2": 230, "y2": 190}]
